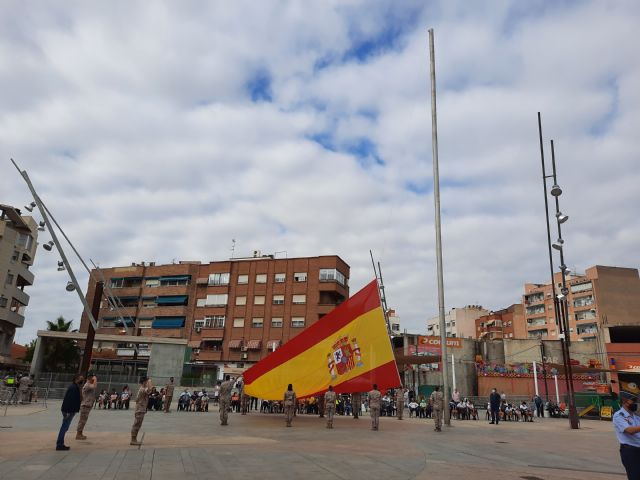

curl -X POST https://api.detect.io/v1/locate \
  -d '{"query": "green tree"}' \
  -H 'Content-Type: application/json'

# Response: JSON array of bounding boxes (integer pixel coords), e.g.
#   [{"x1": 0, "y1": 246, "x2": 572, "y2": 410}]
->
[
  {"x1": 23, "y1": 338, "x2": 37, "y2": 363},
  {"x1": 43, "y1": 316, "x2": 80, "y2": 372}
]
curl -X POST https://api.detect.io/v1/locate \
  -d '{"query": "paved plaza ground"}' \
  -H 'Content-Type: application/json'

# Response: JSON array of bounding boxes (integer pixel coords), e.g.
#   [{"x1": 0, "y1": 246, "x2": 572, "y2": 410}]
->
[{"x1": 0, "y1": 402, "x2": 627, "y2": 480}]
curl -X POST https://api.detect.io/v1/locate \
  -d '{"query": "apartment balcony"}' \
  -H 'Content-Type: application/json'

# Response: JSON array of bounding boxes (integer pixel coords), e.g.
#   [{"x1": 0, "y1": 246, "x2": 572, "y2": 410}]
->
[
  {"x1": 0, "y1": 308, "x2": 24, "y2": 328},
  {"x1": 196, "y1": 350, "x2": 223, "y2": 362}
]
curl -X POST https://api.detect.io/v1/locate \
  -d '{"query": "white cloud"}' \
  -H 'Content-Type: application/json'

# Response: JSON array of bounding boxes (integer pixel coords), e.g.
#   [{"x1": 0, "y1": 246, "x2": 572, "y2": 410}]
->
[{"x1": 1, "y1": 1, "x2": 639, "y2": 344}]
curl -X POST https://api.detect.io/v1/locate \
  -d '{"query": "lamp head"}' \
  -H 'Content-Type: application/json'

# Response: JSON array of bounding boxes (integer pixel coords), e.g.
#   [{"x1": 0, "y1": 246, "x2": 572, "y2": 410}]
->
[
  {"x1": 65, "y1": 281, "x2": 76, "y2": 292},
  {"x1": 57, "y1": 261, "x2": 65, "y2": 272},
  {"x1": 552, "y1": 239, "x2": 564, "y2": 250},
  {"x1": 24, "y1": 202, "x2": 36, "y2": 212},
  {"x1": 556, "y1": 212, "x2": 569, "y2": 224},
  {"x1": 43, "y1": 241, "x2": 54, "y2": 251},
  {"x1": 550, "y1": 184, "x2": 562, "y2": 197}
]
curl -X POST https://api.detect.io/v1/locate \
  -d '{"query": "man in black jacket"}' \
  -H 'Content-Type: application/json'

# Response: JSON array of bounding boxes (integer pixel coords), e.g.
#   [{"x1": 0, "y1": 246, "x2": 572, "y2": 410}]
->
[
  {"x1": 489, "y1": 387, "x2": 501, "y2": 425},
  {"x1": 56, "y1": 374, "x2": 84, "y2": 451}
]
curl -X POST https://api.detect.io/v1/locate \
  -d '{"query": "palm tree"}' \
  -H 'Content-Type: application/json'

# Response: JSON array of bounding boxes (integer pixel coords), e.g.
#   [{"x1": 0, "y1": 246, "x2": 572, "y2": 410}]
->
[{"x1": 43, "y1": 316, "x2": 80, "y2": 372}]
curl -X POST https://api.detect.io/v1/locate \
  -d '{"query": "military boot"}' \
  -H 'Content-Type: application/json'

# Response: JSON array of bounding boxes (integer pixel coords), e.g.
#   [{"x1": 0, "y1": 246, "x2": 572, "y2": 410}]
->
[
  {"x1": 76, "y1": 432, "x2": 87, "y2": 440},
  {"x1": 130, "y1": 435, "x2": 141, "y2": 446}
]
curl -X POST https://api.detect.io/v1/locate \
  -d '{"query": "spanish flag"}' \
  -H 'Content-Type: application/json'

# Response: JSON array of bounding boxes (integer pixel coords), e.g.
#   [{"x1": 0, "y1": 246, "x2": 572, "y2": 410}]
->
[{"x1": 243, "y1": 280, "x2": 401, "y2": 400}]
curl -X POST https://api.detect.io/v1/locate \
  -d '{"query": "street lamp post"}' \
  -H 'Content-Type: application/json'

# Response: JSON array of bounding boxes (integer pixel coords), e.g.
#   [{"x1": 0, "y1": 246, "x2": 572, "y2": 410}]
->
[{"x1": 536, "y1": 114, "x2": 579, "y2": 429}]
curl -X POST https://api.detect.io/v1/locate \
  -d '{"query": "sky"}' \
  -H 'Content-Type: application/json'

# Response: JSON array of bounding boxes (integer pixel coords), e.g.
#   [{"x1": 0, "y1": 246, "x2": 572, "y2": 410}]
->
[{"x1": 1, "y1": 1, "x2": 639, "y2": 344}]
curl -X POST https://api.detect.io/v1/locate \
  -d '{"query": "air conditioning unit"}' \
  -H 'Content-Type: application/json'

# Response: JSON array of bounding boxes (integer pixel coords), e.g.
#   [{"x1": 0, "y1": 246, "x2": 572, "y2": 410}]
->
[
  {"x1": 195, "y1": 327, "x2": 202, "y2": 333},
  {"x1": 241, "y1": 353, "x2": 248, "y2": 360},
  {"x1": 241, "y1": 346, "x2": 248, "y2": 352},
  {"x1": 253, "y1": 250, "x2": 261, "y2": 258}
]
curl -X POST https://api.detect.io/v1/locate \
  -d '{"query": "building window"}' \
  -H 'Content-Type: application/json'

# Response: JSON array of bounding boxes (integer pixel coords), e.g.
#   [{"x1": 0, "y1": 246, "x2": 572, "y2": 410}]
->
[
  {"x1": 194, "y1": 319, "x2": 206, "y2": 329},
  {"x1": 208, "y1": 272, "x2": 230, "y2": 286},
  {"x1": 233, "y1": 318, "x2": 245, "y2": 328},
  {"x1": 271, "y1": 317, "x2": 283, "y2": 328},
  {"x1": 272, "y1": 295, "x2": 284, "y2": 305},
  {"x1": 294, "y1": 272, "x2": 307, "y2": 282},
  {"x1": 196, "y1": 298, "x2": 206, "y2": 307},
  {"x1": 575, "y1": 310, "x2": 596, "y2": 321},
  {"x1": 11, "y1": 250, "x2": 20, "y2": 262},
  {"x1": 142, "y1": 298, "x2": 157, "y2": 308},
  {"x1": 237, "y1": 274, "x2": 249, "y2": 284},
  {"x1": 110, "y1": 277, "x2": 143, "y2": 288},
  {"x1": 5, "y1": 274, "x2": 14, "y2": 285},
  {"x1": 291, "y1": 317, "x2": 305, "y2": 328},
  {"x1": 319, "y1": 268, "x2": 346, "y2": 286},
  {"x1": 254, "y1": 295, "x2": 265, "y2": 305},
  {"x1": 252, "y1": 317, "x2": 264, "y2": 328},
  {"x1": 160, "y1": 276, "x2": 189, "y2": 286},
  {"x1": 570, "y1": 282, "x2": 592, "y2": 293},
  {"x1": 292, "y1": 294, "x2": 306, "y2": 305},
  {"x1": 145, "y1": 278, "x2": 160, "y2": 288},
  {"x1": 275, "y1": 273, "x2": 286, "y2": 283},
  {"x1": 205, "y1": 315, "x2": 225, "y2": 328},
  {"x1": 0, "y1": 297, "x2": 7, "y2": 308},
  {"x1": 205, "y1": 294, "x2": 228, "y2": 306},
  {"x1": 256, "y1": 274, "x2": 267, "y2": 284},
  {"x1": 138, "y1": 319, "x2": 153, "y2": 329},
  {"x1": 16, "y1": 233, "x2": 33, "y2": 250},
  {"x1": 573, "y1": 295, "x2": 594, "y2": 307},
  {"x1": 235, "y1": 296, "x2": 247, "y2": 306}
]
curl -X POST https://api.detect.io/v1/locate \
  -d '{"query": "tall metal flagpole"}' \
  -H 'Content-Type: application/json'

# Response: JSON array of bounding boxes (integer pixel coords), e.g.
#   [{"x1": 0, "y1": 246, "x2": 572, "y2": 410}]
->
[{"x1": 428, "y1": 28, "x2": 450, "y2": 425}]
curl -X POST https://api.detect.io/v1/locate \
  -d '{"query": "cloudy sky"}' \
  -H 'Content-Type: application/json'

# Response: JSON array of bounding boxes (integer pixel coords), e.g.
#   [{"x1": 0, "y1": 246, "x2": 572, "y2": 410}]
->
[{"x1": 2, "y1": 1, "x2": 639, "y2": 344}]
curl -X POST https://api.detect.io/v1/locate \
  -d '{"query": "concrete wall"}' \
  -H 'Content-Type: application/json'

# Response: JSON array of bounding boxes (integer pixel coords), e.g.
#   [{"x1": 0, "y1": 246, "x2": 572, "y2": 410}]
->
[
  {"x1": 499, "y1": 339, "x2": 598, "y2": 365},
  {"x1": 147, "y1": 343, "x2": 186, "y2": 383}
]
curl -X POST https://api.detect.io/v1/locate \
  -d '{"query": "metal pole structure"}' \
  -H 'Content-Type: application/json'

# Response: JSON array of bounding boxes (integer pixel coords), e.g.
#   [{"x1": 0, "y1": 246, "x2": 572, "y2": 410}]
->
[
  {"x1": 451, "y1": 354, "x2": 456, "y2": 392},
  {"x1": 554, "y1": 374, "x2": 560, "y2": 404},
  {"x1": 428, "y1": 28, "x2": 450, "y2": 425},
  {"x1": 533, "y1": 361, "x2": 539, "y2": 396},
  {"x1": 550, "y1": 140, "x2": 579, "y2": 429},
  {"x1": 79, "y1": 281, "x2": 103, "y2": 375},
  {"x1": 540, "y1": 340, "x2": 550, "y2": 401},
  {"x1": 11, "y1": 159, "x2": 98, "y2": 330},
  {"x1": 535, "y1": 116, "x2": 578, "y2": 429}
]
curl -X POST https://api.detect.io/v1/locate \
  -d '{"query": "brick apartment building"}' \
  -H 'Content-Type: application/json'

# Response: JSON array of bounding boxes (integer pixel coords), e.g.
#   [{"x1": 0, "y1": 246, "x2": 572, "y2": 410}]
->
[
  {"x1": 523, "y1": 265, "x2": 640, "y2": 342},
  {"x1": 474, "y1": 304, "x2": 525, "y2": 340},
  {"x1": 80, "y1": 254, "x2": 349, "y2": 377}
]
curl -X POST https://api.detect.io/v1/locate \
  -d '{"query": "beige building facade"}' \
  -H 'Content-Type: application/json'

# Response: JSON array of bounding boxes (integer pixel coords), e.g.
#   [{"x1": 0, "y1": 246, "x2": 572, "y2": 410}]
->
[
  {"x1": 0, "y1": 204, "x2": 39, "y2": 359},
  {"x1": 426, "y1": 305, "x2": 489, "y2": 339}
]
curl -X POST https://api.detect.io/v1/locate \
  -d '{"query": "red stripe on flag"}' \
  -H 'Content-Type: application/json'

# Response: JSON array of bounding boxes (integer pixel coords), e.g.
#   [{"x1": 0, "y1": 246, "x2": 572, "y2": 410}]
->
[{"x1": 244, "y1": 280, "x2": 380, "y2": 383}]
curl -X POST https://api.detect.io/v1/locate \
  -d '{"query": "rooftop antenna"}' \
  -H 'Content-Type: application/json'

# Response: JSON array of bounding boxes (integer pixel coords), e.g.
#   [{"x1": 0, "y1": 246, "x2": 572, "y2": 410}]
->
[{"x1": 231, "y1": 239, "x2": 236, "y2": 259}]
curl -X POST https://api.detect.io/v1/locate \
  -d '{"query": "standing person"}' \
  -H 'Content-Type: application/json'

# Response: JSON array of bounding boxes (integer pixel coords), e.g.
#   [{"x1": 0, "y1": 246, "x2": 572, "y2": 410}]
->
[
  {"x1": 76, "y1": 373, "x2": 97, "y2": 440},
  {"x1": 324, "y1": 386, "x2": 337, "y2": 428},
  {"x1": 613, "y1": 391, "x2": 640, "y2": 479},
  {"x1": 219, "y1": 375, "x2": 233, "y2": 426},
  {"x1": 130, "y1": 376, "x2": 152, "y2": 446},
  {"x1": 369, "y1": 384, "x2": 382, "y2": 431},
  {"x1": 396, "y1": 388, "x2": 404, "y2": 420},
  {"x1": 317, "y1": 394, "x2": 325, "y2": 418},
  {"x1": 534, "y1": 394, "x2": 544, "y2": 418},
  {"x1": 56, "y1": 374, "x2": 83, "y2": 451},
  {"x1": 489, "y1": 388, "x2": 501, "y2": 425},
  {"x1": 283, "y1": 384, "x2": 297, "y2": 427},
  {"x1": 352, "y1": 392, "x2": 362, "y2": 419},
  {"x1": 163, "y1": 377, "x2": 175, "y2": 413},
  {"x1": 430, "y1": 386, "x2": 444, "y2": 432},
  {"x1": 121, "y1": 386, "x2": 131, "y2": 410},
  {"x1": 18, "y1": 373, "x2": 33, "y2": 404},
  {"x1": 452, "y1": 389, "x2": 461, "y2": 404}
]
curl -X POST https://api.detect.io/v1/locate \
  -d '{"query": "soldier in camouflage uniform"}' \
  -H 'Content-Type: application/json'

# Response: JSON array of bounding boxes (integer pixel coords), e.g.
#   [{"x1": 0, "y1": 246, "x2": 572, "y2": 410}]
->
[
  {"x1": 76, "y1": 373, "x2": 97, "y2": 440},
  {"x1": 283, "y1": 384, "x2": 297, "y2": 427},
  {"x1": 163, "y1": 377, "x2": 175, "y2": 413},
  {"x1": 351, "y1": 392, "x2": 362, "y2": 419},
  {"x1": 396, "y1": 387, "x2": 404, "y2": 420},
  {"x1": 218, "y1": 375, "x2": 234, "y2": 426},
  {"x1": 368, "y1": 384, "x2": 382, "y2": 430},
  {"x1": 324, "y1": 386, "x2": 337, "y2": 429},
  {"x1": 130, "y1": 376, "x2": 152, "y2": 445},
  {"x1": 430, "y1": 385, "x2": 444, "y2": 432}
]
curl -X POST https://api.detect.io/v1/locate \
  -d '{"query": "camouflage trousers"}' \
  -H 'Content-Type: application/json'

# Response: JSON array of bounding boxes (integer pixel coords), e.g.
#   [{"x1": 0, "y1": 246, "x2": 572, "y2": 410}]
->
[
  {"x1": 219, "y1": 399, "x2": 230, "y2": 425},
  {"x1": 241, "y1": 394, "x2": 248, "y2": 415},
  {"x1": 284, "y1": 404, "x2": 294, "y2": 426},
  {"x1": 433, "y1": 408, "x2": 442, "y2": 430},
  {"x1": 76, "y1": 405, "x2": 92, "y2": 433},
  {"x1": 370, "y1": 406, "x2": 380, "y2": 430},
  {"x1": 326, "y1": 406, "x2": 335, "y2": 427},
  {"x1": 131, "y1": 412, "x2": 146, "y2": 437},
  {"x1": 397, "y1": 403, "x2": 404, "y2": 420},
  {"x1": 163, "y1": 396, "x2": 173, "y2": 412}
]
